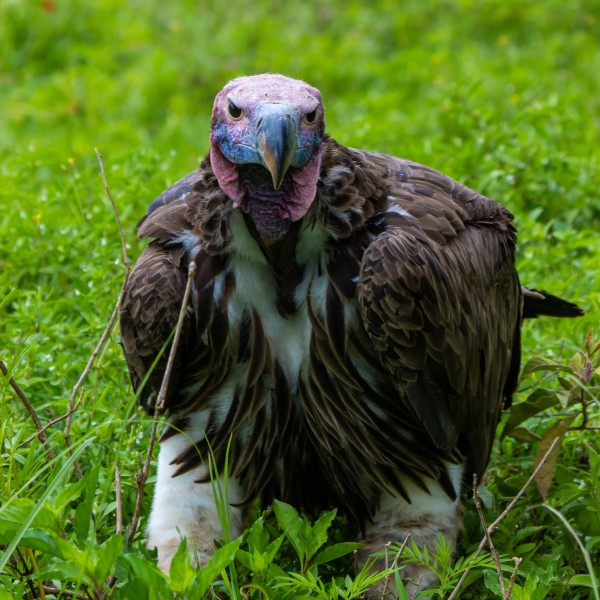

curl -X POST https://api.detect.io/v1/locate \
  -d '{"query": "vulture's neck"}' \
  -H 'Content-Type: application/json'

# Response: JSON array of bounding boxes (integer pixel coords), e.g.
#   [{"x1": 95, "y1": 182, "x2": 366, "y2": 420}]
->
[{"x1": 210, "y1": 139, "x2": 392, "y2": 315}]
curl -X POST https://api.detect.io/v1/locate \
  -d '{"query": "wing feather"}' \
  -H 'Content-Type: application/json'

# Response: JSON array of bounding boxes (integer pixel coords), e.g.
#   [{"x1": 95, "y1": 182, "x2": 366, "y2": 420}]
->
[
  {"x1": 120, "y1": 243, "x2": 191, "y2": 413},
  {"x1": 120, "y1": 164, "x2": 230, "y2": 415},
  {"x1": 357, "y1": 163, "x2": 521, "y2": 476}
]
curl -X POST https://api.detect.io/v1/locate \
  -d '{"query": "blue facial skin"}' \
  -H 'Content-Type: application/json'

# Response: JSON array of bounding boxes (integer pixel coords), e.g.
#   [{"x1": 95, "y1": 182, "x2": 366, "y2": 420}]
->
[{"x1": 213, "y1": 103, "x2": 321, "y2": 173}]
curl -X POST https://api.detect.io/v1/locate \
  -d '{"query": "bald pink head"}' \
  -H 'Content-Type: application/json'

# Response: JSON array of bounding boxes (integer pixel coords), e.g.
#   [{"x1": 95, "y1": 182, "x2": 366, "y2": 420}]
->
[
  {"x1": 209, "y1": 74, "x2": 325, "y2": 240},
  {"x1": 213, "y1": 74, "x2": 323, "y2": 117}
]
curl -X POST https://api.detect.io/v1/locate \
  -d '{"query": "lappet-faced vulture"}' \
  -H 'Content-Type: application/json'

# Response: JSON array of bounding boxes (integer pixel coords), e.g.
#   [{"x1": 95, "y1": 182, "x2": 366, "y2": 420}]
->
[{"x1": 120, "y1": 74, "x2": 583, "y2": 597}]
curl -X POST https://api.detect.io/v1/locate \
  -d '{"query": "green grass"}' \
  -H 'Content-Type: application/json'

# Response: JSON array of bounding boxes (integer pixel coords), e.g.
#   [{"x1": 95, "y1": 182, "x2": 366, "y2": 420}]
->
[{"x1": 1, "y1": 0, "x2": 598, "y2": 598}]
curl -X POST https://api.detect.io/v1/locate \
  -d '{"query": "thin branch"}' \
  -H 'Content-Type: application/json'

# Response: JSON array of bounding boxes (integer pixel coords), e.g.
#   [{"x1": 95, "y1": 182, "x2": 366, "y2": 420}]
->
[
  {"x1": 95, "y1": 148, "x2": 130, "y2": 272},
  {"x1": 380, "y1": 534, "x2": 411, "y2": 599},
  {"x1": 43, "y1": 586, "x2": 88, "y2": 600},
  {"x1": 380, "y1": 541, "x2": 392, "y2": 599},
  {"x1": 115, "y1": 466, "x2": 123, "y2": 535},
  {"x1": 17, "y1": 386, "x2": 85, "y2": 448},
  {"x1": 64, "y1": 385, "x2": 85, "y2": 480},
  {"x1": 155, "y1": 260, "x2": 197, "y2": 412},
  {"x1": 69, "y1": 150, "x2": 131, "y2": 425},
  {"x1": 105, "y1": 467, "x2": 123, "y2": 592},
  {"x1": 67, "y1": 286, "x2": 126, "y2": 434},
  {"x1": 488, "y1": 436, "x2": 561, "y2": 534},
  {"x1": 61, "y1": 151, "x2": 131, "y2": 480},
  {"x1": 1, "y1": 360, "x2": 56, "y2": 463},
  {"x1": 447, "y1": 436, "x2": 561, "y2": 600},
  {"x1": 506, "y1": 557, "x2": 522, "y2": 599},
  {"x1": 128, "y1": 261, "x2": 197, "y2": 544},
  {"x1": 473, "y1": 474, "x2": 506, "y2": 598}
]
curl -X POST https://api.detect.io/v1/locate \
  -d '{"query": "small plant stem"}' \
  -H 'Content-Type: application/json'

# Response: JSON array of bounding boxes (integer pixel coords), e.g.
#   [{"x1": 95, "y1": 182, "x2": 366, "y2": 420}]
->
[
  {"x1": 380, "y1": 535, "x2": 411, "y2": 598},
  {"x1": 67, "y1": 290, "x2": 125, "y2": 434},
  {"x1": 17, "y1": 388, "x2": 85, "y2": 448},
  {"x1": 128, "y1": 261, "x2": 196, "y2": 544},
  {"x1": 1, "y1": 360, "x2": 56, "y2": 464},
  {"x1": 447, "y1": 436, "x2": 561, "y2": 600},
  {"x1": 154, "y1": 260, "x2": 196, "y2": 412},
  {"x1": 240, "y1": 583, "x2": 270, "y2": 598},
  {"x1": 115, "y1": 466, "x2": 123, "y2": 535},
  {"x1": 380, "y1": 541, "x2": 392, "y2": 599},
  {"x1": 506, "y1": 556, "x2": 522, "y2": 599},
  {"x1": 63, "y1": 150, "x2": 131, "y2": 480},
  {"x1": 106, "y1": 468, "x2": 123, "y2": 592},
  {"x1": 473, "y1": 474, "x2": 506, "y2": 598},
  {"x1": 95, "y1": 148, "x2": 130, "y2": 272},
  {"x1": 43, "y1": 586, "x2": 88, "y2": 600},
  {"x1": 69, "y1": 145, "x2": 132, "y2": 428}
]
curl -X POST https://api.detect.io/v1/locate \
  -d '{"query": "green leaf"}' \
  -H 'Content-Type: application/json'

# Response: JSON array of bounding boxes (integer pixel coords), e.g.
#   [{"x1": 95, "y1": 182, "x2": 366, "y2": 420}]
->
[
  {"x1": 195, "y1": 536, "x2": 243, "y2": 597},
  {"x1": 0, "y1": 438, "x2": 94, "y2": 574},
  {"x1": 0, "y1": 500, "x2": 60, "y2": 542},
  {"x1": 169, "y1": 538, "x2": 196, "y2": 595},
  {"x1": 273, "y1": 500, "x2": 306, "y2": 562},
  {"x1": 520, "y1": 355, "x2": 574, "y2": 378},
  {"x1": 501, "y1": 389, "x2": 562, "y2": 439},
  {"x1": 246, "y1": 515, "x2": 269, "y2": 553},
  {"x1": 313, "y1": 541, "x2": 362, "y2": 566},
  {"x1": 569, "y1": 574, "x2": 594, "y2": 588},
  {"x1": 235, "y1": 548, "x2": 252, "y2": 570},
  {"x1": 19, "y1": 528, "x2": 64, "y2": 557},
  {"x1": 311, "y1": 508, "x2": 336, "y2": 553},
  {"x1": 482, "y1": 569, "x2": 503, "y2": 595},
  {"x1": 397, "y1": 577, "x2": 411, "y2": 600},
  {"x1": 475, "y1": 484, "x2": 495, "y2": 509},
  {"x1": 36, "y1": 560, "x2": 95, "y2": 588},
  {"x1": 508, "y1": 426, "x2": 542, "y2": 443},
  {"x1": 74, "y1": 462, "x2": 100, "y2": 545},
  {"x1": 94, "y1": 534, "x2": 124, "y2": 583},
  {"x1": 119, "y1": 553, "x2": 171, "y2": 598}
]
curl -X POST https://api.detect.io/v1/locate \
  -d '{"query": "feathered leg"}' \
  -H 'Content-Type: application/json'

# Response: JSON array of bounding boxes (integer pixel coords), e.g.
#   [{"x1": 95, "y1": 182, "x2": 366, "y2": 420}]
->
[
  {"x1": 146, "y1": 426, "x2": 243, "y2": 573},
  {"x1": 358, "y1": 463, "x2": 465, "y2": 599}
]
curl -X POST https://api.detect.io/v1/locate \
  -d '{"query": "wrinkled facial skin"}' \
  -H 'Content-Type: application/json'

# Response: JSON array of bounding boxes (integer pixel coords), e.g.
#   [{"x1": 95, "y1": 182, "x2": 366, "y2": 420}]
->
[{"x1": 209, "y1": 74, "x2": 325, "y2": 237}]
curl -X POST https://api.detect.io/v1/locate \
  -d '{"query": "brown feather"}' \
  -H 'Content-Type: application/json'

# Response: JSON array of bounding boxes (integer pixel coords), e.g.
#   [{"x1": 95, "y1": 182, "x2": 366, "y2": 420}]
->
[{"x1": 120, "y1": 134, "x2": 581, "y2": 531}]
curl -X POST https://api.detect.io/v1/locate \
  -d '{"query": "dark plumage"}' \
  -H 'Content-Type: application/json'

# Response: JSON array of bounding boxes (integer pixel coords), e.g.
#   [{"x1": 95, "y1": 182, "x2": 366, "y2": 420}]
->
[{"x1": 120, "y1": 74, "x2": 583, "y2": 596}]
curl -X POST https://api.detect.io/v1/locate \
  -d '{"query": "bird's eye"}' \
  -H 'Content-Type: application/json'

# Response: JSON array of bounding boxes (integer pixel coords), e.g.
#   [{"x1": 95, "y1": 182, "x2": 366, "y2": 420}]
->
[
  {"x1": 305, "y1": 109, "x2": 317, "y2": 123},
  {"x1": 228, "y1": 100, "x2": 243, "y2": 119}
]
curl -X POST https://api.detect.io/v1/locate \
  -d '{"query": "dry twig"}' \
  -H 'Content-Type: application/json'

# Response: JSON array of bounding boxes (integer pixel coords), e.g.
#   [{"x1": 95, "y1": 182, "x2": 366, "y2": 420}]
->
[
  {"x1": 473, "y1": 474, "x2": 506, "y2": 597},
  {"x1": 61, "y1": 150, "x2": 132, "y2": 480},
  {"x1": 1, "y1": 360, "x2": 56, "y2": 463},
  {"x1": 68, "y1": 150, "x2": 131, "y2": 421},
  {"x1": 95, "y1": 148, "x2": 130, "y2": 272},
  {"x1": 506, "y1": 556, "x2": 523, "y2": 599},
  {"x1": 379, "y1": 541, "x2": 393, "y2": 599},
  {"x1": 43, "y1": 585, "x2": 88, "y2": 599},
  {"x1": 447, "y1": 436, "x2": 561, "y2": 600},
  {"x1": 128, "y1": 260, "x2": 197, "y2": 544},
  {"x1": 115, "y1": 466, "x2": 123, "y2": 535},
  {"x1": 379, "y1": 534, "x2": 412, "y2": 599},
  {"x1": 17, "y1": 387, "x2": 85, "y2": 449}
]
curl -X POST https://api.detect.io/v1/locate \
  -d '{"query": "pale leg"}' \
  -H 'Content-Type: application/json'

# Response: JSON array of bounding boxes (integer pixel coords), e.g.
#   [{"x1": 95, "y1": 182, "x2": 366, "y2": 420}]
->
[
  {"x1": 358, "y1": 464, "x2": 465, "y2": 599},
  {"x1": 146, "y1": 429, "x2": 243, "y2": 573}
]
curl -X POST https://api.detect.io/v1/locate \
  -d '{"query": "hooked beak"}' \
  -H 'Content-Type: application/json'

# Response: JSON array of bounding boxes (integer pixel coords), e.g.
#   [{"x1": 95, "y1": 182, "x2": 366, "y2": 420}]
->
[{"x1": 256, "y1": 105, "x2": 298, "y2": 189}]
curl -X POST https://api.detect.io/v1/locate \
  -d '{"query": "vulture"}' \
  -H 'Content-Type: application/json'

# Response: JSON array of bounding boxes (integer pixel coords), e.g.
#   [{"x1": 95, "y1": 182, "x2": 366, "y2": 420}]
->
[{"x1": 120, "y1": 74, "x2": 583, "y2": 596}]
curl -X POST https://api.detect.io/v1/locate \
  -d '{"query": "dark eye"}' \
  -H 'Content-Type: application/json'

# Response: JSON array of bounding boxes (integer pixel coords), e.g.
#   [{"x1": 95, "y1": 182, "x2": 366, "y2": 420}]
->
[
  {"x1": 228, "y1": 100, "x2": 243, "y2": 119},
  {"x1": 305, "y1": 109, "x2": 317, "y2": 123}
]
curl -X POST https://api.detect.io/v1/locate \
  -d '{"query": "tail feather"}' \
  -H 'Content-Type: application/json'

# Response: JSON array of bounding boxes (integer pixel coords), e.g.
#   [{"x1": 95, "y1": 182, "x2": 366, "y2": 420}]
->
[{"x1": 522, "y1": 286, "x2": 585, "y2": 319}]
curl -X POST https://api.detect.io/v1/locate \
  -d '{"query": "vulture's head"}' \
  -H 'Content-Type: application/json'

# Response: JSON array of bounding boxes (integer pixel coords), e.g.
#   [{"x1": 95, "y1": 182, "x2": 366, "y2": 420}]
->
[{"x1": 209, "y1": 74, "x2": 325, "y2": 241}]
